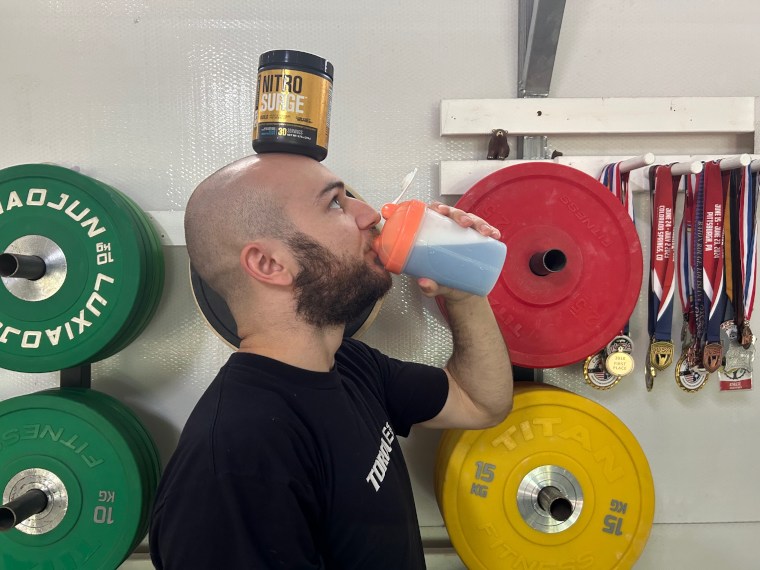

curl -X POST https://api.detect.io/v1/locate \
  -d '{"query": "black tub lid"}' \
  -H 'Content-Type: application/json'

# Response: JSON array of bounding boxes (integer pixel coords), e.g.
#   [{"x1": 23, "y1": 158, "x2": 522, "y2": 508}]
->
[{"x1": 258, "y1": 50, "x2": 334, "y2": 78}]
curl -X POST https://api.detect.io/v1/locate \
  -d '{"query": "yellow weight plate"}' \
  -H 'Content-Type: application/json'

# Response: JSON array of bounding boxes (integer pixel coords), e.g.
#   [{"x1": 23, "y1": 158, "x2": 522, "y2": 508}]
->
[{"x1": 435, "y1": 382, "x2": 654, "y2": 570}]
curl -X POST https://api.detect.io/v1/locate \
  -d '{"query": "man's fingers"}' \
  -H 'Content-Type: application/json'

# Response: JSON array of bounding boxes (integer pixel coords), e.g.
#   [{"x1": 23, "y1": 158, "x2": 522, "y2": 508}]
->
[{"x1": 429, "y1": 202, "x2": 501, "y2": 239}]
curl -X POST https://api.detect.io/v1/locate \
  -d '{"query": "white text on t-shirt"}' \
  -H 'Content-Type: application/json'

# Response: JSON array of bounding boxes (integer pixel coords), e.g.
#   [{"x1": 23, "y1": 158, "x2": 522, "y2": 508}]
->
[{"x1": 365, "y1": 422, "x2": 395, "y2": 492}]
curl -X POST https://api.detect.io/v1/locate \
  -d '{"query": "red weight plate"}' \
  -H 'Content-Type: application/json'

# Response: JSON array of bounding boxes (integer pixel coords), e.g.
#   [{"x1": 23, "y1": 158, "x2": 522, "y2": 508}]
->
[{"x1": 451, "y1": 162, "x2": 642, "y2": 368}]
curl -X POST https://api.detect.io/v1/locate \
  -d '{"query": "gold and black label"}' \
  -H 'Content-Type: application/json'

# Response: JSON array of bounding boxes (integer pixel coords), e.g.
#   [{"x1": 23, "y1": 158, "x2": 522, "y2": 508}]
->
[
  {"x1": 252, "y1": 68, "x2": 332, "y2": 149},
  {"x1": 649, "y1": 340, "x2": 674, "y2": 371}
]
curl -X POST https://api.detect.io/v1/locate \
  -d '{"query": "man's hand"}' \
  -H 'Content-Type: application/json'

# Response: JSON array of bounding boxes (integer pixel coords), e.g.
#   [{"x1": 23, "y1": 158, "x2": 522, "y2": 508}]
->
[{"x1": 428, "y1": 201, "x2": 501, "y2": 239}]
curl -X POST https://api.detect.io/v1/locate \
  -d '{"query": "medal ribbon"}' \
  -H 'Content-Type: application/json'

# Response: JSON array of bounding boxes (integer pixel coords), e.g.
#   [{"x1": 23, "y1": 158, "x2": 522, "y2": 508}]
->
[
  {"x1": 648, "y1": 166, "x2": 678, "y2": 341},
  {"x1": 600, "y1": 162, "x2": 634, "y2": 336},
  {"x1": 600, "y1": 162, "x2": 635, "y2": 222},
  {"x1": 678, "y1": 168, "x2": 694, "y2": 335},
  {"x1": 741, "y1": 166, "x2": 758, "y2": 319},
  {"x1": 727, "y1": 165, "x2": 759, "y2": 325},
  {"x1": 691, "y1": 171, "x2": 706, "y2": 354},
  {"x1": 725, "y1": 168, "x2": 742, "y2": 325},
  {"x1": 701, "y1": 161, "x2": 727, "y2": 343}
]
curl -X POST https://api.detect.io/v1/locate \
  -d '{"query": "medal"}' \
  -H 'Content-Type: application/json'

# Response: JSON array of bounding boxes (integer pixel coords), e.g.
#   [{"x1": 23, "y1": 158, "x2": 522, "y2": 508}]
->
[
  {"x1": 724, "y1": 342, "x2": 752, "y2": 374},
  {"x1": 604, "y1": 335, "x2": 634, "y2": 378},
  {"x1": 605, "y1": 335, "x2": 634, "y2": 356},
  {"x1": 728, "y1": 340, "x2": 755, "y2": 374},
  {"x1": 702, "y1": 342, "x2": 723, "y2": 373},
  {"x1": 644, "y1": 348, "x2": 655, "y2": 392},
  {"x1": 605, "y1": 348, "x2": 634, "y2": 377},
  {"x1": 721, "y1": 321, "x2": 754, "y2": 373},
  {"x1": 741, "y1": 323, "x2": 754, "y2": 349},
  {"x1": 584, "y1": 351, "x2": 621, "y2": 390},
  {"x1": 675, "y1": 353, "x2": 710, "y2": 392},
  {"x1": 717, "y1": 164, "x2": 756, "y2": 391},
  {"x1": 649, "y1": 340, "x2": 674, "y2": 371}
]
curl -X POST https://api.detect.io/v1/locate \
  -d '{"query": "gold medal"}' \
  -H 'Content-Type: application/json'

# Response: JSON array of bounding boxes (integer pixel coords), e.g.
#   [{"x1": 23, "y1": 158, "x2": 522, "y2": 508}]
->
[
  {"x1": 702, "y1": 342, "x2": 723, "y2": 373},
  {"x1": 649, "y1": 340, "x2": 674, "y2": 371},
  {"x1": 644, "y1": 346, "x2": 656, "y2": 392},
  {"x1": 605, "y1": 348, "x2": 634, "y2": 377},
  {"x1": 675, "y1": 352, "x2": 710, "y2": 392}
]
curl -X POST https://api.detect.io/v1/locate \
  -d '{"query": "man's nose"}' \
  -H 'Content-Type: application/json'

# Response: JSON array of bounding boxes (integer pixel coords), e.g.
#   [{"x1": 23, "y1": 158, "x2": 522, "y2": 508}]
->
[{"x1": 351, "y1": 199, "x2": 382, "y2": 230}]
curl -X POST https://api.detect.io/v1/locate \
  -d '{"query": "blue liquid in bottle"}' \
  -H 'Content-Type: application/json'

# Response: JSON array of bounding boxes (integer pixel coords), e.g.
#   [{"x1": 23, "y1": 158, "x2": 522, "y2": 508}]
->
[{"x1": 403, "y1": 239, "x2": 506, "y2": 296}]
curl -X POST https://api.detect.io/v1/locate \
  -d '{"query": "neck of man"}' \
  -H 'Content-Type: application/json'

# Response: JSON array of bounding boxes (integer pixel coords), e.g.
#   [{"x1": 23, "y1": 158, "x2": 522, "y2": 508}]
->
[{"x1": 237, "y1": 319, "x2": 345, "y2": 372}]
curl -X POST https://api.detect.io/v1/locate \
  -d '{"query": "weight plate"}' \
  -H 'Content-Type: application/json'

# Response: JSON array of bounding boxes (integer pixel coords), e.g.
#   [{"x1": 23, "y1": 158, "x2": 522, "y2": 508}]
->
[
  {"x1": 453, "y1": 163, "x2": 643, "y2": 368},
  {"x1": 36, "y1": 391, "x2": 151, "y2": 555},
  {"x1": 0, "y1": 165, "x2": 147, "y2": 372},
  {"x1": 93, "y1": 181, "x2": 164, "y2": 360},
  {"x1": 38, "y1": 388, "x2": 160, "y2": 554},
  {"x1": 188, "y1": 186, "x2": 382, "y2": 348},
  {"x1": 88, "y1": 181, "x2": 152, "y2": 361},
  {"x1": 436, "y1": 382, "x2": 654, "y2": 570},
  {"x1": 0, "y1": 390, "x2": 152, "y2": 569},
  {"x1": 190, "y1": 265, "x2": 240, "y2": 348}
]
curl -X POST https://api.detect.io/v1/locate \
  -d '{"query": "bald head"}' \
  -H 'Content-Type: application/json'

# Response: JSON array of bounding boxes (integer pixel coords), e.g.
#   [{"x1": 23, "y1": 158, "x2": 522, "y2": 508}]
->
[{"x1": 184, "y1": 153, "x2": 319, "y2": 309}]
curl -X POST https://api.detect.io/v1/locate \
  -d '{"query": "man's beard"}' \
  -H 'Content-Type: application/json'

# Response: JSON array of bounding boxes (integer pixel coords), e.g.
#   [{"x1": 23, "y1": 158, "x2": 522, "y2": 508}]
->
[{"x1": 287, "y1": 230, "x2": 392, "y2": 328}]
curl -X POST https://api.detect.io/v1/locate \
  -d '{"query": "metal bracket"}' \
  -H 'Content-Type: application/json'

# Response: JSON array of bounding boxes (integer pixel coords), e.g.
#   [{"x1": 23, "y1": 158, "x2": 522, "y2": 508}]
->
[
  {"x1": 517, "y1": 0, "x2": 566, "y2": 159},
  {"x1": 60, "y1": 364, "x2": 91, "y2": 389}
]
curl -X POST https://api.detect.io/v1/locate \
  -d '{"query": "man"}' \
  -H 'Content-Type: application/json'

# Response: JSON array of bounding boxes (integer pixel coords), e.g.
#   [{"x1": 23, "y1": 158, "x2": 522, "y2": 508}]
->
[{"x1": 149, "y1": 153, "x2": 513, "y2": 569}]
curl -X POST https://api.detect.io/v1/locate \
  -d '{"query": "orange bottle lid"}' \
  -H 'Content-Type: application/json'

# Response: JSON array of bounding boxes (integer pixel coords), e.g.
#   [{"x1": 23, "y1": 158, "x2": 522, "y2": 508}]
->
[{"x1": 372, "y1": 199, "x2": 427, "y2": 274}]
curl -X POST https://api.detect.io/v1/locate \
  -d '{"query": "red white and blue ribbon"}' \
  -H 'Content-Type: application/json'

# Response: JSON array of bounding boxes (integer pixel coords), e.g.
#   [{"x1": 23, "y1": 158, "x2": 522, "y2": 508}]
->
[
  {"x1": 600, "y1": 162, "x2": 635, "y2": 222},
  {"x1": 678, "y1": 168, "x2": 695, "y2": 339},
  {"x1": 600, "y1": 162, "x2": 635, "y2": 337},
  {"x1": 740, "y1": 165, "x2": 758, "y2": 320},
  {"x1": 648, "y1": 166, "x2": 678, "y2": 342},
  {"x1": 701, "y1": 161, "x2": 727, "y2": 344}
]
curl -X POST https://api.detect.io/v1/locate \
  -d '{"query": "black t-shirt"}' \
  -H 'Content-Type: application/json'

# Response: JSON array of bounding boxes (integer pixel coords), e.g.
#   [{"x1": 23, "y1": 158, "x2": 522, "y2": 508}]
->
[{"x1": 149, "y1": 338, "x2": 449, "y2": 569}]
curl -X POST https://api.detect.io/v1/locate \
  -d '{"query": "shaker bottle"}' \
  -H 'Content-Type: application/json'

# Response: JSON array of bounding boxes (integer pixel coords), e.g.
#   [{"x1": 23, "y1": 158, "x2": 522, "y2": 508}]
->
[{"x1": 372, "y1": 199, "x2": 507, "y2": 296}]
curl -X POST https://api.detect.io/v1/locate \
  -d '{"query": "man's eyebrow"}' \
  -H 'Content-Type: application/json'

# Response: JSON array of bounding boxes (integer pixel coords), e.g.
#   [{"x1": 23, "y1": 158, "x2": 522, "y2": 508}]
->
[{"x1": 314, "y1": 180, "x2": 345, "y2": 205}]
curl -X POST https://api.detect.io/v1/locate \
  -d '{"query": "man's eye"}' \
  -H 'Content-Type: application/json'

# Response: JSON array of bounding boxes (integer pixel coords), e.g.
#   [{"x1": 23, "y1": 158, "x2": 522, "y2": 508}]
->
[{"x1": 329, "y1": 197, "x2": 343, "y2": 210}]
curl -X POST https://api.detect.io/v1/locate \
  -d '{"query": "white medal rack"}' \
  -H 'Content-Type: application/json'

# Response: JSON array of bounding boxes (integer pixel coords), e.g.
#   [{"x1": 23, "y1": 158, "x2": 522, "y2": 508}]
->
[{"x1": 439, "y1": 96, "x2": 760, "y2": 197}]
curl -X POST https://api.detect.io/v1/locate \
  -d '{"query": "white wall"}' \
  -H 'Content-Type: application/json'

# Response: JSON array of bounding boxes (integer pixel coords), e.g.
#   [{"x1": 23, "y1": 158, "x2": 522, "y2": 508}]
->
[{"x1": 1, "y1": 1, "x2": 759, "y2": 568}]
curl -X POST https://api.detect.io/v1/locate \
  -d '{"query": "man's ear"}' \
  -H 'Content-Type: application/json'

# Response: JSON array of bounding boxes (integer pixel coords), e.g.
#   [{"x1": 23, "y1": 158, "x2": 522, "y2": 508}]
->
[{"x1": 240, "y1": 241, "x2": 294, "y2": 286}]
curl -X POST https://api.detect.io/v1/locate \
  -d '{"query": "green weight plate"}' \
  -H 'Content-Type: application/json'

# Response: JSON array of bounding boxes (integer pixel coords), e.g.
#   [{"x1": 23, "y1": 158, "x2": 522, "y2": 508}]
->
[
  {"x1": 89, "y1": 182, "x2": 156, "y2": 360},
  {"x1": 87, "y1": 183, "x2": 151, "y2": 362},
  {"x1": 35, "y1": 391, "x2": 151, "y2": 556},
  {"x1": 81, "y1": 390, "x2": 156, "y2": 554},
  {"x1": 81, "y1": 390, "x2": 161, "y2": 495},
  {"x1": 0, "y1": 390, "x2": 148, "y2": 569},
  {"x1": 57, "y1": 388, "x2": 161, "y2": 502},
  {"x1": 1, "y1": 390, "x2": 151, "y2": 563},
  {"x1": 94, "y1": 182, "x2": 164, "y2": 360},
  {"x1": 0, "y1": 165, "x2": 148, "y2": 372},
  {"x1": 110, "y1": 187, "x2": 165, "y2": 354},
  {"x1": 39, "y1": 388, "x2": 159, "y2": 554}
]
